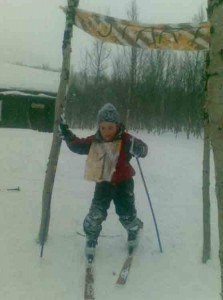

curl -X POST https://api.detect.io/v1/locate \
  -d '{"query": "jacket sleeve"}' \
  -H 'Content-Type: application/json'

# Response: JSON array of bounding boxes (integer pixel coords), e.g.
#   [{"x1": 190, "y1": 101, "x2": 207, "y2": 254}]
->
[
  {"x1": 66, "y1": 135, "x2": 94, "y2": 155},
  {"x1": 135, "y1": 137, "x2": 148, "y2": 157},
  {"x1": 124, "y1": 132, "x2": 148, "y2": 158}
]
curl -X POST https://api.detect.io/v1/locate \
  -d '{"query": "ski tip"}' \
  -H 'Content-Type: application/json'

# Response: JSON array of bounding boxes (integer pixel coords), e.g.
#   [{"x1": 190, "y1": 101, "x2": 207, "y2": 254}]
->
[{"x1": 116, "y1": 274, "x2": 128, "y2": 285}]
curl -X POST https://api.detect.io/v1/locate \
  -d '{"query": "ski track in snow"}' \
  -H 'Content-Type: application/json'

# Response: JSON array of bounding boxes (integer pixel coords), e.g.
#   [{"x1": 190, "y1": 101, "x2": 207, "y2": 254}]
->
[{"x1": 0, "y1": 128, "x2": 220, "y2": 300}]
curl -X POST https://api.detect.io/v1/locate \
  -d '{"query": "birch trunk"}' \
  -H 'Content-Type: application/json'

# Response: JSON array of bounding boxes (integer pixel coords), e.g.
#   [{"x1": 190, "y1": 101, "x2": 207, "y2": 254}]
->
[
  {"x1": 202, "y1": 120, "x2": 211, "y2": 263},
  {"x1": 38, "y1": 0, "x2": 78, "y2": 245},
  {"x1": 207, "y1": 1, "x2": 223, "y2": 297}
]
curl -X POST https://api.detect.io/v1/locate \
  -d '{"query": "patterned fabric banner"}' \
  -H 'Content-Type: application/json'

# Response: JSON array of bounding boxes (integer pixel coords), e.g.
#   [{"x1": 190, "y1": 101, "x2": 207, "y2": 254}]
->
[{"x1": 74, "y1": 9, "x2": 210, "y2": 51}]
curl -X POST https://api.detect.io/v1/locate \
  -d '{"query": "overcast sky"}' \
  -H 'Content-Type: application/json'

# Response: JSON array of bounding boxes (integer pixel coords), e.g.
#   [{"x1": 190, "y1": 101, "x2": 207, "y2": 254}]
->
[{"x1": 0, "y1": 0, "x2": 207, "y2": 71}]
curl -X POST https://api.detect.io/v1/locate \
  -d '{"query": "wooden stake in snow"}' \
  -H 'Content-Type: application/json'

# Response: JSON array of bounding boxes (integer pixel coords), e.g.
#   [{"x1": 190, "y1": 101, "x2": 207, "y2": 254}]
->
[
  {"x1": 202, "y1": 111, "x2": 211, "y2": 263},
  {"x1": 38, "y1": 0, "x2": 79, "y2": 255},
  {"x1": 207, "y1": 1, "x2": 223, "y2": 297}
]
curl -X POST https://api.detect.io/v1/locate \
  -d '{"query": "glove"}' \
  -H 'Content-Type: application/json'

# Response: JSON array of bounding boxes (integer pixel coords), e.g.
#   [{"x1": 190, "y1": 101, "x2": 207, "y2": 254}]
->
[
  {"x1": 58, "y1": 123, "x2": 75, "y2": 141},
  {"x1": 130, "y1": 138, "x2": 148, "y2": 158}
]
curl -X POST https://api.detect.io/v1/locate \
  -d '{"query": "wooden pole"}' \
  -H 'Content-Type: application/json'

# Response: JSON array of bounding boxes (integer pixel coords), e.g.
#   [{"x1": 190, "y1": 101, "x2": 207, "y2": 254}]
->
[
  {"x1": 38, "y1": 0, "x2": 79, "y2": 253},
  {"x1": 202, "y1": 118, "x2": 211, "y2": 263},
  {"x1": 207, "y1": 1, "x2": 223, "y2": 297}
]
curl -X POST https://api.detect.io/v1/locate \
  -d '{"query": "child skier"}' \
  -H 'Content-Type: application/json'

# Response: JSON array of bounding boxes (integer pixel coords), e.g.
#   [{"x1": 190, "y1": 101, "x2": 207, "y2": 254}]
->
[{"x1": 59, "y1": 103, "x2": 148, "y2": 257}]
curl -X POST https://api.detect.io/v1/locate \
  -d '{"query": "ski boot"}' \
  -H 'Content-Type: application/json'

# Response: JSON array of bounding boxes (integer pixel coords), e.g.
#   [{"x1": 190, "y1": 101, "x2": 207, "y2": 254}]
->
[
  {"x1": 127, "y1": 222, "x2": 143, "y2": 253},
  {"x1": 85, "y1": 239, "x2": 97, "y2": 263}
]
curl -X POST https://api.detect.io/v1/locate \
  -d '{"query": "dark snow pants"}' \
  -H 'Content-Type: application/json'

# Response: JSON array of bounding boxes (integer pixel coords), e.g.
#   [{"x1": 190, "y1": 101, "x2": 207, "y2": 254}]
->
[{"x1": 83, "y1": 178, "x2": 143, "y2": 240}]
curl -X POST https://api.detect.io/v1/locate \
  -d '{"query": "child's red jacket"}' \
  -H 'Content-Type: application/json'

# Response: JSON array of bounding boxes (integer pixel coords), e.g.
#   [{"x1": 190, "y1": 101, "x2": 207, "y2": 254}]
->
[{"x1": 66, "y1": 125, "x2": 148, "y2": 184}]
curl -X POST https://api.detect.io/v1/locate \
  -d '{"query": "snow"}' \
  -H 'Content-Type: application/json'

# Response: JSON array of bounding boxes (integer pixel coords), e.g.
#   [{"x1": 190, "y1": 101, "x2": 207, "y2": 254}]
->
[
  {"x1": 0, "y1": 91, "x2": 55, "y2": 98},
  {"x1": 0, "y1": 128, "x2": 220, "y2": 300},
  {"x1": 0, "y1": 62, "x2": 59, "y2": 93}
]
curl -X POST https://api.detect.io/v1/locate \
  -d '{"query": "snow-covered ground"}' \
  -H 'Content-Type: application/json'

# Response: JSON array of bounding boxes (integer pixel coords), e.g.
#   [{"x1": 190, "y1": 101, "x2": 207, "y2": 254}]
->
[{"x1": 0, "y1": 128, "x2": 220, "y2": 300}]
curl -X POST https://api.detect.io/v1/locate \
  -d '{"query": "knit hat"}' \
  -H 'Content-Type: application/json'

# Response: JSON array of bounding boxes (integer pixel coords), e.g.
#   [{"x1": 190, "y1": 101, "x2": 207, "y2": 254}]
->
[{"x1": 97, "y1": 103, "x2": 120, "y2": 124}]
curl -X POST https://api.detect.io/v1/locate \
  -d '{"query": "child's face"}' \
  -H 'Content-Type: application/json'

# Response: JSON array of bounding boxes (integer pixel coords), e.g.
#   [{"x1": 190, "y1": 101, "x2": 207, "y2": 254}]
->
[{"x1": 99, "y1": 121, "x2": 119, "y2": 142}]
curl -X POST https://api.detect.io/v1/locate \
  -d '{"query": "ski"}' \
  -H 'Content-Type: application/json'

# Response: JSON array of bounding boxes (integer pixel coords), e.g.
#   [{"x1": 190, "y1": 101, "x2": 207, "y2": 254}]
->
[
  {"x1": 116, "y1": 228, "x2": 142, "y2": 285},
  {"x1": 84, "y1": 255, "x2": 95, "y2": 300},
  {"x1": 76, "y1": 231, "x2": 120, "y2": 238},
  {"x1": 116, "y1": 247, "x2": 134, "y2": 285}
]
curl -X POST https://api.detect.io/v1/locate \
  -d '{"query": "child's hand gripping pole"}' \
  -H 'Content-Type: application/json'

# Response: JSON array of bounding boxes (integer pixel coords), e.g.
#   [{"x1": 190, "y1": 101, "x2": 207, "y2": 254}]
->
[
  {"x1": 130, "y1": 137, "x2": 147, "y2": 158},
  {"x1": 58, "y1": 112, "x2": 75, "y2": 142}
]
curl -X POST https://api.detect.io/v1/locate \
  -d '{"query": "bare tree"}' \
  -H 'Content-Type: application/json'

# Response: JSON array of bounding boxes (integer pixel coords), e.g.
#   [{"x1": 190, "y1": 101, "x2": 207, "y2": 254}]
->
[
  {"x1": 192, "y1": 6, "x2": 211, "y2": 263},
  {"x1": 124, "y1": 0, "x2": 148, "y2": 127},
  {"x1": 79, "y1": 51, "x2": 90, "y2": 88},
  {"x1": 38, "y1": 0, "x2": 79, "y2": 250},
  {"x1": 202, "y1": 108, "x2": 211, "y2": 263},
  {"x1": 192, "y1": 5, "x2": 207, "y2": 23},
  {"x1": 207, "y1": 0, "x2": 223, "y2": 297},
  {"x1": 87, "y1": 40, "x2": 111, "y2": 87}
]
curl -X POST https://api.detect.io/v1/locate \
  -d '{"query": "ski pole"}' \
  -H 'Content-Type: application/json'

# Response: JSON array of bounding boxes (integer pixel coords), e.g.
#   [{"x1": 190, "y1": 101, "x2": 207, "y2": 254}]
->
[{"x1": 136, "y1": 157, "x2": 163, "y2": 253}]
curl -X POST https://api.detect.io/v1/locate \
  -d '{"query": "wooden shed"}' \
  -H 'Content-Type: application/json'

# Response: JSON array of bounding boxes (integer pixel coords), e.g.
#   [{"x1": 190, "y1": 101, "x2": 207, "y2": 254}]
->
[{"x1": 0, "y1": 62, "x2": 60, "y2": 132}]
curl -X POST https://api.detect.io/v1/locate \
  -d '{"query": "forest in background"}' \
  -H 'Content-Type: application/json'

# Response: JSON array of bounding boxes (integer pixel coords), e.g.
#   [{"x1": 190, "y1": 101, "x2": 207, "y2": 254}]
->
[{"x1": 66, "y1": 44, "x2": 206, "y2": 137}]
